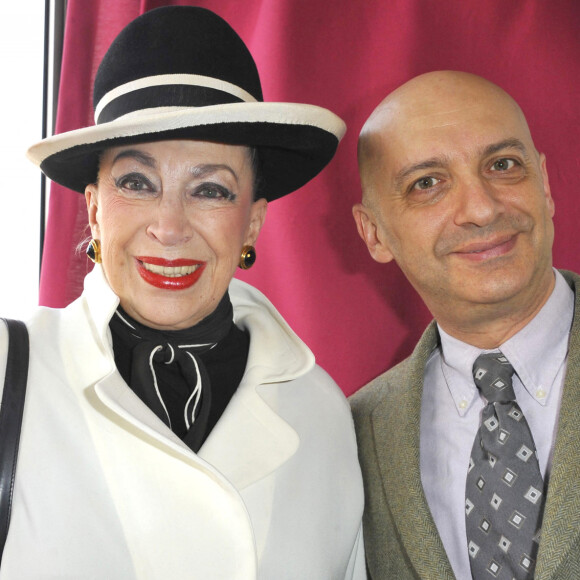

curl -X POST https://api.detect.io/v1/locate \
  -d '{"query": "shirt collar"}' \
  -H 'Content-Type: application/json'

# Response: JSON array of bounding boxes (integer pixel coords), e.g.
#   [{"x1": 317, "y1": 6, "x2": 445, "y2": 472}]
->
[{"x1": 438, "y1": 270, "x2": 573, "y2": 416}]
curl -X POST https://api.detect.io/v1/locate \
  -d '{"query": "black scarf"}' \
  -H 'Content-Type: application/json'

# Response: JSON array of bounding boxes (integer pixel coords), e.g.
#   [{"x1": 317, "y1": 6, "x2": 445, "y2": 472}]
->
[{"x1": 109, "y1": 293, "x2": 249, "y2": 452}]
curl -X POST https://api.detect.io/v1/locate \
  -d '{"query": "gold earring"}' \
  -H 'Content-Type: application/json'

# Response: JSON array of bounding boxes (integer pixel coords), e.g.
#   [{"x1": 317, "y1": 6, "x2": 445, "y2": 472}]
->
[
  {"x1": 239, "y1": 245, "x2": 256, "y2": 269},
  {"x1": 86, "y1": 239, "x2": 102, "y2": 264}
]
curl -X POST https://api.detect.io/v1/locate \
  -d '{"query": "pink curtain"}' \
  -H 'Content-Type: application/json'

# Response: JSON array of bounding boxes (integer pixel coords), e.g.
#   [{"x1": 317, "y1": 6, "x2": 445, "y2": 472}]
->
[{"x1": 40, "y1": 0, "x2": 580, "y2": 395}]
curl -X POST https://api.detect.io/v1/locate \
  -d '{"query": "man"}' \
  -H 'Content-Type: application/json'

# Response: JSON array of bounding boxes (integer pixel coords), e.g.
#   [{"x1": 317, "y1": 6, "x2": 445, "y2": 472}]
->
[{"x1": 351, "y1": 70, "x2": 580, "y2": 580}]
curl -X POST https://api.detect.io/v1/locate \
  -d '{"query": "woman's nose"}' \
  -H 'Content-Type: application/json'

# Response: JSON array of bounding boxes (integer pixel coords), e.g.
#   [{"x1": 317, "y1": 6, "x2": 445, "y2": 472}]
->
[{"x1": 146, "y1": 198, "x2": 193, "y2": 246}]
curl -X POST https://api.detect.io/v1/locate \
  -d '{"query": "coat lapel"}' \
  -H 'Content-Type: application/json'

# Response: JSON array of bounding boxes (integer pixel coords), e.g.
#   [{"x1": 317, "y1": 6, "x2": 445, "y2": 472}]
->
[
  {"x1": 94, "y1": 371, "x2": 197, "y2": 460},
  {"x1": 197, "y1": 278, "x2": 311, "y2": 490},
  {"x1": 89, "y1": 338, "x2": 301, "y2": 493},
  {"x1": 371, "y1": 322, "x2": 456, "y2": 578},
  {"x1": 198, "y1": 375, "x2": 299, "y2": 490},
  {"x1": 535, "y1": 270, "x2": 580, "y2": 579}
]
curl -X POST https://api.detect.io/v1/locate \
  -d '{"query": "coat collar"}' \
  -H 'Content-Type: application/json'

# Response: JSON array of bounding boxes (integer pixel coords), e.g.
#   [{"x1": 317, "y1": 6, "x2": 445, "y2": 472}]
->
[
  {"x1": 62, "y1": 266, "x2": 313, "y2": 490},
  {"x1": 369, "y1": 322, "x2": 456, "y2": 578}
]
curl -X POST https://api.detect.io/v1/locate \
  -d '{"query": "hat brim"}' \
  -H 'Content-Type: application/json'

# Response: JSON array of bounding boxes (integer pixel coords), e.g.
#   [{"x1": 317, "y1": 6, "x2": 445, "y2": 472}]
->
[{"x1": 27, "y1": 102, "x2": 346, "y2": 201}]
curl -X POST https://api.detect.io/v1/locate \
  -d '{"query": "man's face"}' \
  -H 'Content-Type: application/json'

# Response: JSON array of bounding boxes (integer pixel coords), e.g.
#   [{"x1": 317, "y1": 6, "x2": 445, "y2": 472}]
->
[{"x1": 355, "y1": 80, "x2": 555, "y2": 325}]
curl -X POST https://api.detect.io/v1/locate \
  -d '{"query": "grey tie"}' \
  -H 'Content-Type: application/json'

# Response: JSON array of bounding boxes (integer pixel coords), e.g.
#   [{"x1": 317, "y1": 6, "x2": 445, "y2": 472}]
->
[{"x1": 465, "y1": 352, "x2": 545, "y2": 579}]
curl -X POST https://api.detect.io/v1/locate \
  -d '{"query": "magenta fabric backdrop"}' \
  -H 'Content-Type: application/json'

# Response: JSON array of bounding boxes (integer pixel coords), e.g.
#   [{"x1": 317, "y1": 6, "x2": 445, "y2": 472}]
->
[{"x1": 40, "y1": 0, "x2": 580, "y2": 396}]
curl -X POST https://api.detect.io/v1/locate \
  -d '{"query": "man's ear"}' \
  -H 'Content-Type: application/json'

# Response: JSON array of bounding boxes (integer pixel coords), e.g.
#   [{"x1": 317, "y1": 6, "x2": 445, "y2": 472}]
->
[
  {"x1": 352, "y1": 203, "x2": 394, "y2": 263},
  {"x1": 539, "y1": 153, "x2": 555, "y2": 218},
  {"x1": 85, "y1": 184, "x2": 100, "y2": 238}
]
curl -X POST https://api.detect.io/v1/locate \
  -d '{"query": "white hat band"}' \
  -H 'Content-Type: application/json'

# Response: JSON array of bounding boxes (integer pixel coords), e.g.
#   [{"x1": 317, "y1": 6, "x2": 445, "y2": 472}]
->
[{"x1": 94, "y1": 73, "x2": 258, "y2": 124}]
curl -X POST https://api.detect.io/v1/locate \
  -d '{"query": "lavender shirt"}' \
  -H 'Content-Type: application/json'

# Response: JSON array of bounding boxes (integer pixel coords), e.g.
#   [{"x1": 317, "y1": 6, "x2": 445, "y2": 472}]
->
[{"x1": 420, "y1": 270, "x2": 573, "y2": 579}]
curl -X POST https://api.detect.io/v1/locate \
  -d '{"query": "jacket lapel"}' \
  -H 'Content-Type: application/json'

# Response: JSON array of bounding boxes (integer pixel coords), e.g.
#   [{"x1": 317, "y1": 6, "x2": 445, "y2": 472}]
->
[
  {"x1": 198, "y1": 376, "x2": 299, "y2": 490},
  {"x1": 371, "y1": 322, "x2": 456, "y2": 578},
  {"x1": 94, "y1": 371, "x2": 196, "y2": 459},
  {"x1": 197, "y1": 278, "x2": 311, "y2": 490},
  {"x1": 535, "y1": 270, "x2": 580, "y2": 579}
]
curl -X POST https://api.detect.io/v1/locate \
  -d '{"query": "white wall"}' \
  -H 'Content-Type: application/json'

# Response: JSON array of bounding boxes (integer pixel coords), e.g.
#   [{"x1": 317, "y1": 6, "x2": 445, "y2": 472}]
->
[{"x1": 0, "y1": 3, "x2": 45, "y2": 319}]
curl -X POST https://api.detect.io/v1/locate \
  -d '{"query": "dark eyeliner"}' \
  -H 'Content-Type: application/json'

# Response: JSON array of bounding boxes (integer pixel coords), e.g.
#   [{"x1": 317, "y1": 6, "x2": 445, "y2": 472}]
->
[
  {"x1": 194, "y1": 182, "x2": 237, "y2": 201},
  {"x1": 115, "y1": 172, "x2": 154, "y2": 191}
]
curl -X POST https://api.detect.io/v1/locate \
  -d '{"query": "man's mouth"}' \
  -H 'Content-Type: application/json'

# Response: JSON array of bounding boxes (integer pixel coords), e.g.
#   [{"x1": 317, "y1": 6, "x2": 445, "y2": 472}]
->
[{"x1": 452, "y1": 234, "x2": 518, "y2": 261}]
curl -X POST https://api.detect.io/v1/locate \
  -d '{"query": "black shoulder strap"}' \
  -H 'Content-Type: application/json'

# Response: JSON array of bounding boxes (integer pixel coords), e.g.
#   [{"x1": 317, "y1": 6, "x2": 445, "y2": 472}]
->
[{"x1": 0, "y1": 318, "x2": 29, "y2": 559}]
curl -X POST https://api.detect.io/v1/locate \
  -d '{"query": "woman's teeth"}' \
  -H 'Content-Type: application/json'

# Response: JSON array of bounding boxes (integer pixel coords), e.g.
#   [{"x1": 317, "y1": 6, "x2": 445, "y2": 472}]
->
[{"x1": 141, "y1": 262, "x2": 199, "y2": 277}]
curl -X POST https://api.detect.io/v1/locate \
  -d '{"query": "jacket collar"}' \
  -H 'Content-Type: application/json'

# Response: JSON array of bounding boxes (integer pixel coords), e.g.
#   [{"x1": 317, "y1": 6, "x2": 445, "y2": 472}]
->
[
  {"x1": 369, "y1": 322, "x2": 456, "y2": 578},
  {"x1": 63, "y1": 266, "x2": 313, "y2": 489}
]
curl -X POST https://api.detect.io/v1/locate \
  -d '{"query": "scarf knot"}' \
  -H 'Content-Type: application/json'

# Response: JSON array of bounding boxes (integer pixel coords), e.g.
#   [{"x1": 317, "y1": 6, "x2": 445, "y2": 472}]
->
[{"x1": 109, "y1": 293, "x2": 234, "y2": 451}]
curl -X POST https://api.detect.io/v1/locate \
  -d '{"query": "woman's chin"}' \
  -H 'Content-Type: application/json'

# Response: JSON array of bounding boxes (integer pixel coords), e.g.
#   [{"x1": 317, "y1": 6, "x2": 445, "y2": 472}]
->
[{"x1": 118, "y1": 298, "x2": 206, "y2": 330}]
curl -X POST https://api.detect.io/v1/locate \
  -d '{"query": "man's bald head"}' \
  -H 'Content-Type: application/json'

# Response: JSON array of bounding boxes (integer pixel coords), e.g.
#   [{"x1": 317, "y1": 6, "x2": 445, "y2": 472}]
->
[
  {"x1": 352, "y1": 71, "x2": 555, "y2": 347},
  {"x1": 358, "y1": 71, "x2": 536, "y2": 208}
]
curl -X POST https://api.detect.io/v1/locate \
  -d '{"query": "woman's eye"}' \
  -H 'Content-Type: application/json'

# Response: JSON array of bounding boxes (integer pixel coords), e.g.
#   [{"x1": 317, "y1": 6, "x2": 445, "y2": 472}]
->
[
  {"x1": 412, "y1": 176, "x2": 440, "y2": 191},
  {"x1": 193, "y1": 183, "x2": 236, "y2": 201},
  {"x1": 491, "y1": 158, "x2": 516, "y2": 171},
  {"x1": 115, "y1": 173, "x2": 154, "y2": 192}
]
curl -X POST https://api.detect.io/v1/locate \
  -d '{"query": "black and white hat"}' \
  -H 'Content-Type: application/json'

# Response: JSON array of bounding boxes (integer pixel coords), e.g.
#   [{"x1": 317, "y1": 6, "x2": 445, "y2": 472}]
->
[{"x1": 27, "y1": 6, "x2": 346, "y2": 201}]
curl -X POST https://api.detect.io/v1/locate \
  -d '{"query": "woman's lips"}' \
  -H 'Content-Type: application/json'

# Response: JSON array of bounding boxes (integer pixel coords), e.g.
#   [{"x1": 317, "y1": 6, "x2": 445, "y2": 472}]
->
[{"x1": 135, "y1": 256, "x2": 206, "y2": 290}]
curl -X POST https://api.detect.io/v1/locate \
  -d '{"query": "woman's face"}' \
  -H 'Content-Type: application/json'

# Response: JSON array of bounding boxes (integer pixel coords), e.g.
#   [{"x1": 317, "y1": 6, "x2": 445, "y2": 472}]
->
[{"x1": 86, "y1": 140, "x2": 267, "y2": 330}]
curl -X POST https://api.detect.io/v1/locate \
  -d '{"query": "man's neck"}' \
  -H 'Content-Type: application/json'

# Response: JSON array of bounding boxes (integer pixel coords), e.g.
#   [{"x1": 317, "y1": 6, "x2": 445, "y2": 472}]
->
[{"x1": 434, "y1": 272, "x2": 556, "y2": 350}]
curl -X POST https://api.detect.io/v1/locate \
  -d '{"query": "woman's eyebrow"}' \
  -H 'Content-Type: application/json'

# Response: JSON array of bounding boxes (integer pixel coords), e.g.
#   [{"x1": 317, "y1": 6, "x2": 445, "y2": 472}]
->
[
  {"x1": 112, "y1": 149, "x2": 157, "y2": 168},
  {"x1": 190, "y1": 164, "x2": 239, "y2": 184}
]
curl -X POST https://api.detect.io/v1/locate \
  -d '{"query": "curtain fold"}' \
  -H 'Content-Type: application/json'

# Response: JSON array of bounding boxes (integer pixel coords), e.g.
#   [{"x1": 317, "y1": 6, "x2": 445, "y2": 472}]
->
[{"x1": 40, "y1": 0, "x2": 580, "y2": 394}]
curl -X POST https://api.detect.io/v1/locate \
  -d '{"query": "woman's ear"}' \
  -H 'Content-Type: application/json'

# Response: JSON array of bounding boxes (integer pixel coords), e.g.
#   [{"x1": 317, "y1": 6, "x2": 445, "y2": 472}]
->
[
  {"x1": 245, "y1": 198, "x2": 268, "y2": 246},
  {"x1": 85, "y1": 184, "x2": 100, "y2": 238},
  {"x1": 352, "y1": 203, "x2": 395, "y2": 263}
]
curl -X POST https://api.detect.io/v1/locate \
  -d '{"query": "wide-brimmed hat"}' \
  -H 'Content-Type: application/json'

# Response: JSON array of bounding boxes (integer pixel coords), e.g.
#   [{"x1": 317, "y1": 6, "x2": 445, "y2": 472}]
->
[{"x1": 27, "y1": 6, "x2": 346, "y2": 201}]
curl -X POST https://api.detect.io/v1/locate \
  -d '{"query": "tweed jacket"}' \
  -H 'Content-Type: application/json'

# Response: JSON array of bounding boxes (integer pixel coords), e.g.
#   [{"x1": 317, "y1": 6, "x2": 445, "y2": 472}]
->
[
  {"x1": 0, "y1": 265, "x2": 365, "y2": 579},
  {"x1": 350, "y1": 270, "x2": 580, "y2": 580}
]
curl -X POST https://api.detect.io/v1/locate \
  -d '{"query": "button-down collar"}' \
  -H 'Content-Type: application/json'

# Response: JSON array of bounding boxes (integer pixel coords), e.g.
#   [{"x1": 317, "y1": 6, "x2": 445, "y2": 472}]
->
[{"x1": 438, "y1": 270, "x2": 573, "y2": 416}]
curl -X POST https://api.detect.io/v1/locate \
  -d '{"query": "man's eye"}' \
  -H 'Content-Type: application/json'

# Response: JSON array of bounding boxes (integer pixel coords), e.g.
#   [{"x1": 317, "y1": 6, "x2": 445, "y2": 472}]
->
[
  {"x1": 412, "y1": 176, "x2": 440, "y2": 191},
  {"x1": 193, "y1": 183, "x2": 236, "y2": 201},
  {"x1": 491, "y1": 158, "x2": 516, "y2": 171}
]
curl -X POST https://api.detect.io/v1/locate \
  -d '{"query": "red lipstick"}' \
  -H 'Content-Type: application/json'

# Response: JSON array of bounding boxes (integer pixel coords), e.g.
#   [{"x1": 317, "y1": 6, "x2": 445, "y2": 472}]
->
[{"x1": 135, "y1": 257, "x2": 206, "y2": 290}]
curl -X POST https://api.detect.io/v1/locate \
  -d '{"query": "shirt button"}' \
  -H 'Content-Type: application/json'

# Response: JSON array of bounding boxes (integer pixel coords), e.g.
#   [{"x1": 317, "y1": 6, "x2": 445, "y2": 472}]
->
[
  {"x1": 459, "y1": 399, "x2": 468, "y2": 409},
  {"x1": 536, "y1": 388, "x2": 546, "y2": 399}
]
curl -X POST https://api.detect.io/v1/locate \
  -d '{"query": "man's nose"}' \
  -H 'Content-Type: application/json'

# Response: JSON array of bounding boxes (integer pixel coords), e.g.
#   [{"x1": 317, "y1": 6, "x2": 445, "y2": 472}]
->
[{"x1": 453, "y1": 177, "x2": 504, "y2": 228}]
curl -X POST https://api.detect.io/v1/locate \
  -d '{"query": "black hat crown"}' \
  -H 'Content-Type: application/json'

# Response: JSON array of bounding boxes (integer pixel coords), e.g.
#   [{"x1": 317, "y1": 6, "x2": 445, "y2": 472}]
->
[{"x1": 94, "y1": 6, "x2": 263, "y2": 124}]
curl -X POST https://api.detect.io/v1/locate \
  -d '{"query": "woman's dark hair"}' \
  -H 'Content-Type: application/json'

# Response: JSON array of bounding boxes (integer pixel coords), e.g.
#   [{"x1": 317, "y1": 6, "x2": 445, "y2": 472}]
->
[{"x1": 248, "y1": 147, "x2": 264, "y2": 201}]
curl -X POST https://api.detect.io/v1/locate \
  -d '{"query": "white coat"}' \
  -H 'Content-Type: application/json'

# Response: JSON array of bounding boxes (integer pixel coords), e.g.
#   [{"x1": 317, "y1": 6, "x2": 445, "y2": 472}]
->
[{"x1": 0, "y1": 266, "x2": 365, "y2": 579}]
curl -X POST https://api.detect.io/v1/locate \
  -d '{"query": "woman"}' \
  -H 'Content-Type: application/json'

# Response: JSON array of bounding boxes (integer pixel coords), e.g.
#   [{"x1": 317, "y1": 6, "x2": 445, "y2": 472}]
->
[{"x1": 0, "y1": 6, "x2": 365, "y2": 579}]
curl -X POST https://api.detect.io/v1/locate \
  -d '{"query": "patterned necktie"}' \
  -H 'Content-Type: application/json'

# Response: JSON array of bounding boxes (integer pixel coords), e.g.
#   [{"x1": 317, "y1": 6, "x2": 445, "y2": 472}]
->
[{"x1": 465, "y1": 352, "x2": 545, "y2": 580}]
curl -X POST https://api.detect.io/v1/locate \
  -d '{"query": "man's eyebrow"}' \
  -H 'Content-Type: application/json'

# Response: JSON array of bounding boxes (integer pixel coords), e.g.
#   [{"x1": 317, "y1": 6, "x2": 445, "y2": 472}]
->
[
  {"x1": 480, "y1": 138, "x2": 529, "y2": 158},
  {"x1": 394, "y1": 156, "x2": 450, "y2": 191},
  {"x1": 112, "y1": 149, "x2": 157, "y2": 168},
  {"x1": 190, "y1": 164, "x2": 239, "y2": 184}
]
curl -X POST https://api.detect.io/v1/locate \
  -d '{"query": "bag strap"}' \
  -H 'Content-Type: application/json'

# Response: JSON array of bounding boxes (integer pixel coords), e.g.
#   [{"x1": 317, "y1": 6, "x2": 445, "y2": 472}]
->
[{"x1": 0, "y1": 318, "x2": 29, "y2": 559}]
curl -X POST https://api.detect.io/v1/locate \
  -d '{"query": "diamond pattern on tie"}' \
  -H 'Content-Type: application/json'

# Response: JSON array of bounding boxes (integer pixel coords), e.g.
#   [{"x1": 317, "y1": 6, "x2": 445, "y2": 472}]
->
[{"x1": 465, "y1": 352, "x2": 545, "y2": 580}]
